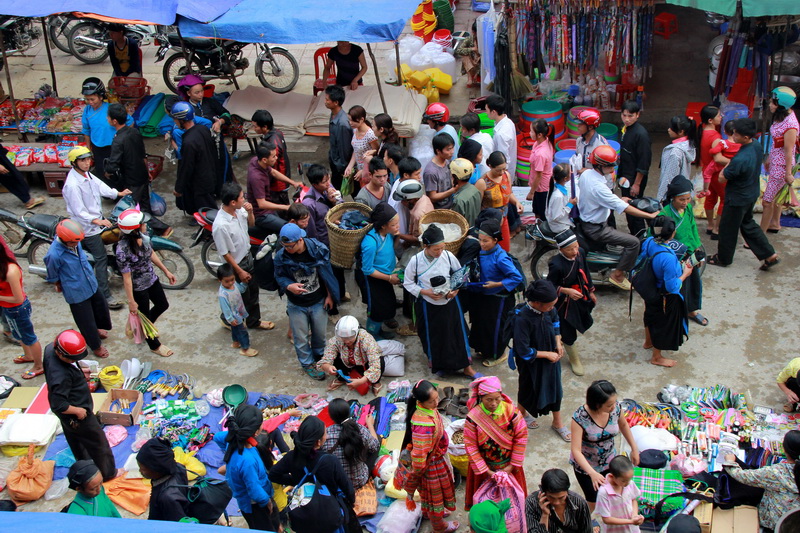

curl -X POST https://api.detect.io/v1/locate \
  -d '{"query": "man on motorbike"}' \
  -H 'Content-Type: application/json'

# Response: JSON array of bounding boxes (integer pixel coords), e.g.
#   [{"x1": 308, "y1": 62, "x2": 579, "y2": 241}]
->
[
  {"x1": 577, "y1": 145, "x2": 657, "y2": 291},
  {"x1": 62, "y1": 146, "x2": 131, "y2": 310},
  {"x1": 574, "y1": 109, "x2": 610, "y2": 174}
]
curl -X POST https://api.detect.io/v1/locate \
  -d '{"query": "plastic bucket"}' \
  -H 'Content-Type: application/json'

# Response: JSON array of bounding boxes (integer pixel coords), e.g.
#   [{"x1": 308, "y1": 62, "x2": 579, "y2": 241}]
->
[
  {"x1": 521, "y1": 99, "x2": 565, "y2": 139},
  {"x1": 597, "y1": 123, "x2": 619, "y2": 141},
  {"x1": 556, "y1": 138, "x2": 576, "y2": 151},
  {"x1": 608, "y1": 140, "x2": 620, "y2": 153},
  {"x1": 554, "y1": 149, "x2": 575, "y2": 165},
  {"x1": 432, "y1": 29, "x2": 452, "y2": 48}
]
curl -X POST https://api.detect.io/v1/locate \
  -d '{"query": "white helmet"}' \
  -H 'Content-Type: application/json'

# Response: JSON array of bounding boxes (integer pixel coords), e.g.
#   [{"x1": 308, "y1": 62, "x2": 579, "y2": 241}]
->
[
  {"x1": 118, "y1": 208, "x2": 144, "y2": 233},
  {"x1": 335, "y1": 315, "x2": 359, "y2": 338}
]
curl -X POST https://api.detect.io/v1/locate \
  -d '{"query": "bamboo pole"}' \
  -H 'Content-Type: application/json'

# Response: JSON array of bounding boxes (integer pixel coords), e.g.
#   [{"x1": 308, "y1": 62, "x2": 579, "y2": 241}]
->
[
  {"x1": 40, "y1": 18, "x2": 58, "y2": 95},
  {"x1": 0, "y1": 30, "x2": 28, "y2": 142},
  {"x1": 366, "y1": 43, "x2": 388, "y2": 114}
]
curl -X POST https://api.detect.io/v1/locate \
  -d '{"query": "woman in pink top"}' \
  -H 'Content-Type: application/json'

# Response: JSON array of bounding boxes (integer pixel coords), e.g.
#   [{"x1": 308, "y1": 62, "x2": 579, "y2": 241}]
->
[
  {"x1": 527, "y1": 118, "x2": 555, "y2": 220},
  {"x1": 344, "y1": 105, "x2": 379, "y2": 189}
]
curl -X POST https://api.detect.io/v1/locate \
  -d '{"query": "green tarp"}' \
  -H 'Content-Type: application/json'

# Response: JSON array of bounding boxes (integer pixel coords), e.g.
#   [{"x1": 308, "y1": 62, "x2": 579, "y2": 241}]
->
[{"x1": 667, "y1": 0, "x2": 800, "y2": 17}]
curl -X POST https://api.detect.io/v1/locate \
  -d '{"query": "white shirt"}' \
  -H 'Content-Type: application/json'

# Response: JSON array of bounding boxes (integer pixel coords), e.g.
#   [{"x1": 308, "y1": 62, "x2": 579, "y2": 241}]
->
[
  {"x1": 403, "y1": 250, "x2": 461, "y2": 306},
  {"x1": 546, "y1": 185, "x2": 575, "y2": 233},
  {"x1": 577, "y1": 169, "x2": 629, "y2": 224},
  {"x1": 470, "y1": 131, "x2": 494, "y2": 176},
  {"x1": 492, "y1": 116, "x2": 517, "y2": 171},
  {"x1": 62, "y1": 168, "x2": 119, "y2": 236},
  {"x1": 212, "y1": 207, "x2": 250, "y2": 264}
]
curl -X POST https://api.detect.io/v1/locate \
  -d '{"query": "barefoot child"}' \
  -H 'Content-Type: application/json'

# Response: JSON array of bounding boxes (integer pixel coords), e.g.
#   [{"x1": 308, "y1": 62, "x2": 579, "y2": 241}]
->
[
  {"x1": 217, "y1": 263, "x2": 258, "y2": 357},
  {"x1": 595, "y1": 456, "x2": 644, "y2": 533}
]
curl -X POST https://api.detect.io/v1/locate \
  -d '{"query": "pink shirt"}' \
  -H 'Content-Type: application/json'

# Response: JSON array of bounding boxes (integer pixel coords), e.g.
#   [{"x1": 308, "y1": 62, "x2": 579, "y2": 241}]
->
[
  {"x1": 595, "y1": 477, "x2": 642, "y2": 533},
  {"x1": 528, "y1": 139, "x2": 554, "y2": 192}
]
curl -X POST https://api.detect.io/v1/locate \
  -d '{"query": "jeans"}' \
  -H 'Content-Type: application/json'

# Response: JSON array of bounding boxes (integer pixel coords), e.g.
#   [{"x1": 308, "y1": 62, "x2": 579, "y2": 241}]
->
[
  {"x1": 287, "y1": 300, "x2": 328, "y2": 368},
  {"x1": 3, "y1": 298, "x2": 38, "y2": 346},
  {"x1": 231, "y1": 323, "x2": 250, "y2": 350},
  {"x1": 81, "y1": 233, "x2": 111, "y2": 301},
  {"x1": 254, "y1": 213, "x2": 287, "y2": 235}
]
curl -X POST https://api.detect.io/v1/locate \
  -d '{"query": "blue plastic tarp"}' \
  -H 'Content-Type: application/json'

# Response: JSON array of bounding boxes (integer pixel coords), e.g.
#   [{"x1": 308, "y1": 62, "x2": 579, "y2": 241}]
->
[
  {"x1": 0, "y1": 0, "x2": 243, "y2": 25},
  {"x1": 177, "y1": 0, "x2": 421, "y2": 44},
  {"x1": 1, "y1": 513, "x2": 235, "y2": 532}
]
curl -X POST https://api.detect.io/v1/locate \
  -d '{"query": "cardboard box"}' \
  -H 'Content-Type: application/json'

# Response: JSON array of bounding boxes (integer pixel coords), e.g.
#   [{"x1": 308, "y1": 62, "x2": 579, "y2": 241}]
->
[
  {"x1": 97, "y1": 389, "x2": 143, "y2": 426},
  {"x1": 694, "y1": 501, "x2": 713, "y2": 533},
  {"x1": 710, "y1": 505, "x2": 759, "y2": 533}
]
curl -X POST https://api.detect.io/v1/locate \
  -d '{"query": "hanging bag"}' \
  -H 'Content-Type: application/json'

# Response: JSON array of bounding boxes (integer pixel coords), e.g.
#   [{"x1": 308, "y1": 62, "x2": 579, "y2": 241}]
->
[
  {"x1": 288, "y1": 455, "x2": 346, "y2": 533},
  {"x1": 177, "y1": 471, "x2": 233, "y2": 525},
  {"x1": 6, "y1": 443, "x2": 54, "y2": 501},
  {"x1": 473, "y1": 471, "x2": 527, "y2": 533}
]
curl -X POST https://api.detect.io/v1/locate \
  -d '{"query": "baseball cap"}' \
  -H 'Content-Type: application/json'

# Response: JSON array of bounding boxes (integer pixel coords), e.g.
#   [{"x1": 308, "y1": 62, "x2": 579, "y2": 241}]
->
[{"x1": 279, "y1": 223, "x2": 306, "y2": 243}]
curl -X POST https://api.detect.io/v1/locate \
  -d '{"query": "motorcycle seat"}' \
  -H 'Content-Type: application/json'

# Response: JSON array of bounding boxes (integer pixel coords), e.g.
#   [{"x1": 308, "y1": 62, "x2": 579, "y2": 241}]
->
[
  {"x1": 248, "y1": 226, "x2": 269, "y2": 240},
  {"x1": 198, "y1": 207, "x2": 218, "y2": 224},
  {"x1": 26, "y1": 214, "x2": 62, "y2": 237},
  {"x1": 166, "y1": 34, "x2": 222, "y2": 50},
  {"x1": 537, "y1": 220, "x2": 557, "y2": 238}
]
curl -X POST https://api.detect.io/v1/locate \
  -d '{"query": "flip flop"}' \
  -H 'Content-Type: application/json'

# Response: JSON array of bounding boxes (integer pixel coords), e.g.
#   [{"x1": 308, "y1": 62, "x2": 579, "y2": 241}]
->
[
  {"x1": 706, "y1": 254, "x2": 727, "y2": 267},
  {"x1": 255, "y1": 321, "x2": 275, "y2": 330},
  {"x1": 24, "y1": 197, "x2": 45, "y2": 209},
  {"x1": 93, "y1": 346, "x2": 110, "y2": 359},
  {"x1": 443, "y1": 521, "x2": 460, "y2": 533},
  {"x1": 22, "y1": 368, "x2": 44, "y2": 380},
  {"x1": 551, "y1": 425, "x2": 572, "y2": 442},
  {"x1": 759, "y1": 257, "x2": 781, "y2": 271},
  {"x1": 482, "y1": 353, "x2": 508, "y2": 367},
  {"x1": 13, "y1": 355, "x2": 33, "y2": 364},
  {"x1": 689, "y1": 313, "x2": 709, "y2": 326},
  {"x1": 151, "y1": 345, "x2": 174, "y2": 357}
]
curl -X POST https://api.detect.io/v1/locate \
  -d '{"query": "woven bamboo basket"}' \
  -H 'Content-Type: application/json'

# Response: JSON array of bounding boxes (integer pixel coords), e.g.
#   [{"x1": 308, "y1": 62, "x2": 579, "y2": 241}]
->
[
  {"x1": 325, "y1": 202, "x2": 373, "y2": 269},
  {"x1": 419, "y1": 209, "x2": 469, "y2": 254}
]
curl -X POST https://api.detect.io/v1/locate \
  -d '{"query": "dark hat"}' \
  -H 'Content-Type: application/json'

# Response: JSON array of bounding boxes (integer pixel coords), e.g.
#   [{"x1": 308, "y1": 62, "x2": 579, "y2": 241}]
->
[
  {"x1": 137, "y1": 437, "x2": 178, "y2": 475},
  {"x1": 525, "y1": 279, "x2": 558, "y2": 303},
  {"x1": 369, "y1": 202, "x2": 397, "y2": 229},
  {"x1": 479, "y1": 219, "x2": 502, "y2": 240},
  {"x1": 67, "y1": 459, "x2": 100, "y2": 490},
  {"x1": 422, "y1": 224, "x2": 445, "y2": 245},
  {"x1": 555, "y1": 229, "x2": 577, "y2": 249},
  {"x1": 666, "y1": 514, "x2": 701, "y2": 533},
  {"x1": 457, "y1": 138, "x2": 483, "y2": 163},
  {"x1": 666, "y1": 175, "x2": 693, "y2": 200}
]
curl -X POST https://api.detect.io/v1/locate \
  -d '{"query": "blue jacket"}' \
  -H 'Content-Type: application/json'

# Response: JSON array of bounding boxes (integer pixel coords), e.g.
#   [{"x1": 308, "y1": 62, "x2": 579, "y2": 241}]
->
[
  {"x1": 213, "y1": 431, "x2": 273, "y2": 514},
  {"x1": 273, "y1": 237, "x2": 340, "y2": 303},
  {"x1": 638, "y1": 237, "x2": 683, "y2": 295},
  {"x1": 360, "y1": 229, "x2": 396, "y2": 276},
  {"x1": 44, "y1": 239, "x2": 98, "y2": 304},
  {"x1": 473, "y1": 245, "x2": 523, "y2": 295}
]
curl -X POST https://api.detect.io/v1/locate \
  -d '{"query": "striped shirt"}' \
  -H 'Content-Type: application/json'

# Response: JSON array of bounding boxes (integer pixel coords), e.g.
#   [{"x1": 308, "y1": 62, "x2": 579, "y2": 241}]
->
[{"x1": 525, "y1": 490, "x2": 592, "y2": 533}]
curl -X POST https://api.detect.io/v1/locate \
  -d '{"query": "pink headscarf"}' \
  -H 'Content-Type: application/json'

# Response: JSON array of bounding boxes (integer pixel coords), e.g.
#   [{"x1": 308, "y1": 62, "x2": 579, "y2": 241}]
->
[
  {"x1": 176, "y1": 74, "x2": 204, "y2": 100},
  {"x1": 467, "y1": 376, "x2": 513, "y2": 410}
]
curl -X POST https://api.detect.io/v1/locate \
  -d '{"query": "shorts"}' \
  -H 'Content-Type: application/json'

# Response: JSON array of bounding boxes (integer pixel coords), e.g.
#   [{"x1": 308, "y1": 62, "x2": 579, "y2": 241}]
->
[{"x1": 3, "y1": 298, "x2": 38, "y2": 346}]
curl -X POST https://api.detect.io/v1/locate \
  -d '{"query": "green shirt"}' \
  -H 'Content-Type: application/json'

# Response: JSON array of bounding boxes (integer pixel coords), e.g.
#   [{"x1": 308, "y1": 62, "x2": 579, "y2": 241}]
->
[
  {"x1": 659, "y1": 203, "x2": 701, "y2": 252},
  {"x1": 452, "y1": 183, "x2": 482, "y2": 227},
  {"x1": 67, "y1": 486, "x2": 121, "y2": 518}
]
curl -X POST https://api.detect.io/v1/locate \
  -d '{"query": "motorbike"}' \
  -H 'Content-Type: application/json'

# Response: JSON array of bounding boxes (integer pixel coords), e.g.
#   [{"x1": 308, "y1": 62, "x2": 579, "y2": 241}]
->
[
  {"x1": 0, "y1": 16, "x2": 40, "y2": 62},
  {"x1": 156, "y1": 34, "x2": 299, "y2": 94},
  {"x1": 192, "y1": 207, "x2": 276, "y2": 277},
  {"x1": 66, "y1": 20, "x2": 167, "y2": 64},
  {"x1": 0, "y1": 205, "x2": 194, "y2": 290},
  {"x1": 525, "y1": 197, "x2": 706, "y2": 285}
]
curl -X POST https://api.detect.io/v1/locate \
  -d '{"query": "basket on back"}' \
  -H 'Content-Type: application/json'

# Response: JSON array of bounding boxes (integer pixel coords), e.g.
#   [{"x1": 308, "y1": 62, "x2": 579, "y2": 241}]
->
[
  {"x1": 419, "y1": 209, "x2": 469, "y2": 254},
  {"x1": 325, "y1": 202, "x2": 373, "y2": 269}
]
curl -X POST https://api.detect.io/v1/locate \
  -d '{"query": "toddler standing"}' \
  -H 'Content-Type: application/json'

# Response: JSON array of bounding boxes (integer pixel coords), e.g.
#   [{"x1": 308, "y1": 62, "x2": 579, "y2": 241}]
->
[
  {"x1": 595, "y1": 455, "x2": 644, "y2": 533},
  {"x1": 217, "y1": 263, "x2": 258, "y2": 357}
]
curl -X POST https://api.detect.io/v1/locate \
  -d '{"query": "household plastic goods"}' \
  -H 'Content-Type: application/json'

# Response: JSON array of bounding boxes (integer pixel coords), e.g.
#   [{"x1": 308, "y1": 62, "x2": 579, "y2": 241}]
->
[
  {"x1": 520, "y1": 100, "x2": 566, "y2": 141},
  {"x1": 597, "y1": 123, "x2": 619, "y2": 141},
  {"x1": 554, "y1": 150, "x2": 576, "y2": 166}
]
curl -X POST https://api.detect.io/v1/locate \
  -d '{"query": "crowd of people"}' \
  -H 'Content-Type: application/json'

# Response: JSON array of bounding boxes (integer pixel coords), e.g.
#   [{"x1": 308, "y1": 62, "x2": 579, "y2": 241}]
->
[{"x1": 0, "y1": 40, "x2": 797, "y2": 531}]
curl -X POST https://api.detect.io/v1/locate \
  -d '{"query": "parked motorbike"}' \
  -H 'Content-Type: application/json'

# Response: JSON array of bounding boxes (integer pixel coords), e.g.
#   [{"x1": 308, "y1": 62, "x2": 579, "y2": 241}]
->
[
  {"x1": 67, "y1": 20, "x2": 166, "y2": 64},
  {"x1": 156, "y1": 34, "x2": 299, "y2": 94},
  {"x1": 0, "y1": 16, "x2": 40, "y2": 61},
  {"x1": 192, "y1": 207, "x2": 275, "y2": 276},
  {"x1": 525, "y1": 197, "x2": 706, "y2": 284}
]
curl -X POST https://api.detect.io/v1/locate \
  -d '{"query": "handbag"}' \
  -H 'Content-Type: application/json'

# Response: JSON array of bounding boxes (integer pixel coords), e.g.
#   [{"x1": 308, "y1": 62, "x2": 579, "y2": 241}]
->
[
  {"x1": 353, "y1": 479, "x2": 377, "y2": 516},
  {"x1": 288, "y1": 455, "x2": 346, "y2": 533},
  {"x1": 6, "y1": 443, "x2": 54, "y2": 501},
  {"x1": 472, "y1": 471, "x2": 527, "y2": 533}
]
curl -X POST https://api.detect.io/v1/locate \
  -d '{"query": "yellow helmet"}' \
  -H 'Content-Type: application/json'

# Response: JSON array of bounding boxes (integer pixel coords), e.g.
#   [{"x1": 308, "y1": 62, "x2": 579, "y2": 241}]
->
[
  {"x1": 449, "y1": 158, "x2": 474, "y2": 180},
  {"x1": 68, "y1": 146, "x2": 93, "y2": 163}
]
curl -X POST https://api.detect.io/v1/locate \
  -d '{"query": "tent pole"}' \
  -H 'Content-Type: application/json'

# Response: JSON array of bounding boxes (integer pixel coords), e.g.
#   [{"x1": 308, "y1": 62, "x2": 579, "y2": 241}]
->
[
  {"x1": 366, "y1": 43, "x2": 388, "y2": 114},
  {"x1": 40, "y1": 18, "x2": 58, "y2": 95},
  {"x1": 0, "y1": 31, "x2": 27, "y2": 142},
  {"x1": 394, "y1": 40, "x2": 404, "y2": 85}
]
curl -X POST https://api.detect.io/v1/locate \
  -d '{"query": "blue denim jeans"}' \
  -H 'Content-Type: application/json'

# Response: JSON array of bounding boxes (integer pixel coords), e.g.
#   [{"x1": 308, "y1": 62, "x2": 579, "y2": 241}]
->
[
  {"x1": 231, "y1": 323, "x2": 250, "y2": 350},
  {"x1": 287, "y1": 300, "x2": 327, "y2": 368},
  {"x1": 3, "y1": 298, "x2": 38, "y2": 346}
]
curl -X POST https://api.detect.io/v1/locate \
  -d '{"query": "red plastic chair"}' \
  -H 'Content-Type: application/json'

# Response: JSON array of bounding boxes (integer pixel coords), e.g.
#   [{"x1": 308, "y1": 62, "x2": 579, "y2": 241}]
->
[{"x1": 313, "y1": 47, "x2": 337, "y2": 95}]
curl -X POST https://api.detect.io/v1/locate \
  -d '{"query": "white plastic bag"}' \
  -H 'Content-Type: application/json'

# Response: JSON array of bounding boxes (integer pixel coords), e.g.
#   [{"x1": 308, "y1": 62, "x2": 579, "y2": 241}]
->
[
  {"x1": 376, "y1": 499, "x2": 423, "y2": 533},
  {"x1": 446, "y1": 419, "x2": 467, "y2": 456},
  {"x1": 409, "y1": 124, "x2": 436, "y2": 173},
  {"x1": 0, "y1": 414, "x2": 60, "y2": 446},
  {"x1": 379, "y1": 339, "x2": 406, "y2": 377},
  {"x1": 44, "y1": 477, "x2": 69, "y2": 500},
  {"x1": 630, "y1": 425, "x2": 680, "y2": 452}
]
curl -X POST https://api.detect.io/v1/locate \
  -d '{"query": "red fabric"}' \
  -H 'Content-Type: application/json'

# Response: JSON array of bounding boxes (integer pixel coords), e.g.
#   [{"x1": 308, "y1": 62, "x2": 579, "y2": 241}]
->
[{"x1": 700, "y1": 129, "x2": 722, "y2": 168}]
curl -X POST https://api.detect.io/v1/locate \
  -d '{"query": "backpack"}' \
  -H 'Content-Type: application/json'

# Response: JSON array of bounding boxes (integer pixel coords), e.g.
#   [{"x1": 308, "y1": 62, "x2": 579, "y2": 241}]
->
[
  {"x1": 287, "y1": 456, "x2": 346, "y2": 533},
  {"x1": 499, "y1": 302, "x2": 527, "y2": 363},
  {"x1": 253, "y1": 242, "x2": 279, "y2": 292},
  {"x1": 629, "y1": 248, "x2": 669, "y2": 306}
]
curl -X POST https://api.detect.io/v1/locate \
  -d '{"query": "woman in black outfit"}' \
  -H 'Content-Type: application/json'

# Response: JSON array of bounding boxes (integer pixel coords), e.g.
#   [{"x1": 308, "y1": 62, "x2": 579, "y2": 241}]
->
[
  {"x1": 137, "y1": 437, "x2": 190, "y2": 522},
  {"x1": 270, "y1": 416, "x2": 358, "y2": 533}
]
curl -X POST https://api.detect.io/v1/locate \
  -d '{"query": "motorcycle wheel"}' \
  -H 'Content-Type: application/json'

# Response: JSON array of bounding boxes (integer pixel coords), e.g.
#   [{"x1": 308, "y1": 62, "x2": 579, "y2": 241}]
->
[
  {"x1": 153, "y1": 250, "x2": 194, "y2": 290},
  {"x1": 27, "y1": 239, "x2": 51, "y2": 266},
  {"x1": 201, "y1": 239, "x2": 225, "y2": 276},
  {"x1": 529, "y1": 246, "x2": 559, "y2": 280},
  {"x1": 47, "y1": 16, "x2": 79, "y2": 54},
  {"x1": 255, "y1": 48, "x2": 299, "y2": 93},
  {"x1": 163, "y1": 53, "x2": 203, "y2": 94},
  {"x1": 68, "y1": 21, "x2": 110, "y2": 64},
  {"x1": 0, "y1": 221, "x2": 26, "y2": 258}
]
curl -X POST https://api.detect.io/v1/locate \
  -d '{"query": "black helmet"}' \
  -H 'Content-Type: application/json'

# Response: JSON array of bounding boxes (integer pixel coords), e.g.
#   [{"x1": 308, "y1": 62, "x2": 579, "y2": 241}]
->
[
  {"x1": 81, "y1": 77, "x2": 106, "y2": 98},
  {"x1": 629, "y1": 197, "x2": 662, "y2": 214}
]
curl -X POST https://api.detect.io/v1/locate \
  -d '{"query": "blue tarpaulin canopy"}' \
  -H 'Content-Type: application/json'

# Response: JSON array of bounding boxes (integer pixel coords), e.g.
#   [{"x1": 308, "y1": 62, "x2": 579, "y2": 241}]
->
[
  {"x1": 177, "y1": 0, "x2": 421, "y2": 44},
  {"x1": 3, "y1": 513, "x2": 225, "y2": 532},
  {"x1": 0, "y1": 0, "x2": 244, "y2": 25}
]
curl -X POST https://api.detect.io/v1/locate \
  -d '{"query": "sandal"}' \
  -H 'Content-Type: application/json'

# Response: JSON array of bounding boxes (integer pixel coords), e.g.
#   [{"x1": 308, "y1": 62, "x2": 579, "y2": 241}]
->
[
  {"x1": 240, "y1": 348, "x2": 259, "y2": 357},
  {"x1": 24, "y1": 196, "x2": 45, "y2": 209},
  {"x1": 706, "y1": 254, "x2": 727, "y2": 267},
  {"x1": 255, "y1": 321, "x2": 275, "y2": 330},
  {"x1": 13, "y1": 355, "x2": 33, "y2": 364},
  {"x1": 759, "y1": 256, "x2": 781, "y2": 271},
  {"x1": 397, "y1": 324, "x2": 416, "y2": 336},
  {"x1": 384, "y1": 319, "x2": 399, "y2": 329},
  {"x1": 482, "y1": 352, "x2": 508, "y2": 367},
  {"x1": 689, "y1": 313, "x2": 709, "y2": 327},
  {"x1": 97, "y1": 329, "x2": 109, "y2": 339},
  {"x1": 22, "y1": 368, "x2": 44, "y2": 380},
  {"x1": 327, "y1": 379, "x2": 346, "y2": 392},
  {"x1": 524, "y1": 416, "x2": 540, "y2": 429},
  {"x1": 551, "y1": 425, "x2": 572, "y2": 442},
  {"x1": 93, "y1": 346, "x2": 110, "y2": 359},
  {"x1": 151, "y1": 345, "x2": 174, "y2": 357},
  {"x1": 443, "y1": 520, "x2": 460, "y2": 532}
]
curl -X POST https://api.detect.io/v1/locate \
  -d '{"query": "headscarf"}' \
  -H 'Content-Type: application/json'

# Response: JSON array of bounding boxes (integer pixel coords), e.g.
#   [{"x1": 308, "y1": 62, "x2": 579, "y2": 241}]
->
[
  {"x1": 555, "y1": 229, "x2": 577, "y2": 249},
  {"x1": 666, "y1": 175, "x2": 693, "y2": 201},
  {"x1": 469, "y1": 498, "x2": 511, "y2": 533},
  {"x1": 370, "y1": 202, "x2": 397, "y2": 231},
  {"x1": 525, "y1": 279, "x2": 558, "y2": 303},
  {"x1": 291, "y1": 416, "x2": 325, "y2": 464},
  {"x1": 222, "y1": 404, "x2": 264, "y2": 463},
  {"x1": 137, "y1": 437, "x2": 178, "y2": 475},
  {"x1": 67, "y1": 459, "x2": 100, "y2": 490},
  {"x1": 475, "y1": 208, "x2": 503, "y2": 229},
  {"x1": 458, "y1": 138, "x2": 482, "y2": 163},
  {"x1": 666, "y1": 514, "x2": 701, "y2": 533},
  {"x1": 422, "y1": 224, "x2": 445, "y2": 246},
  {"x1": 176, "y1": 74, "x2": 204, "y2": 100},
  {"x1": 479, "y1": 219, "x2": 502, "y2": 241},
  {"x1": 467, "y1": 376, "x2": 513, "y2": 410}
]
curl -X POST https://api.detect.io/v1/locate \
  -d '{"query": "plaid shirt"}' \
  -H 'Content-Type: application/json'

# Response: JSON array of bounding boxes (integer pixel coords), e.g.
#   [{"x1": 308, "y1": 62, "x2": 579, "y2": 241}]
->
[{"x1": 320, "y1": 423, "x2": 379, "y2": 489}]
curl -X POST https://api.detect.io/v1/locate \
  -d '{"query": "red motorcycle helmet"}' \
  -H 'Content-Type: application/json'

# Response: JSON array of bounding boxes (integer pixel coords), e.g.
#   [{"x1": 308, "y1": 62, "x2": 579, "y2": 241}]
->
[
  {"x1": 576, "y1": 109, "x2": 601, "y2": 128},
  {"x1": 589, "y1": 145, "x2": 619, "y2": 167},
  {"x1": 423, "y1": 102, "x2": 450, "y2": 123},
  {"x1": 54, "y1": 329, "x2": 88, "y2": 360},
  {"x1": 55, "y1": 219, "x2": 85, "y2": 243}
]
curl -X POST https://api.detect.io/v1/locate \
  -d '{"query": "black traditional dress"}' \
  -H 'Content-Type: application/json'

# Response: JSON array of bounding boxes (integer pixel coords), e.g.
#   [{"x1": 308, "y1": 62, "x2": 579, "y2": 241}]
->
[
  {"x1": 546, "y1": 249, "x2": 595, "y2": 346},
  {"x1": 512, "y1": 305, "x2": 563, "y2": 417}
]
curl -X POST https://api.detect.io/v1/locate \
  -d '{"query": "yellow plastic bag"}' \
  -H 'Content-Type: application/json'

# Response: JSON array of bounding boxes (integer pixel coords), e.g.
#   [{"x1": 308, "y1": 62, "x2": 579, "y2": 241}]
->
[
  {"x1": 173, "y1": 447, "x2": 206, "y2": 480},
  {"x1": 273, "y1": 482, "x2": 288, "y2": 511},
  {"x1": 385, "y1": 472, "x2": 420, "y2": 501},
  {"x1": 449, "y1": 453, "x2": 469, "y2": 477}
]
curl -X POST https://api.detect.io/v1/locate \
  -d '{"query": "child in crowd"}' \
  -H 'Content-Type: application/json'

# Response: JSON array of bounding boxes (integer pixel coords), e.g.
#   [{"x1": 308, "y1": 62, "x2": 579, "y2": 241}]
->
[
  {"x1": 217, "y1": 263, "x2": 258, "y2": 357},
  {"x1": 545, "y1": 164, "x2": 577, "y2": 233},
  {"x1": 699, "y1": 120, "x2": 739, "y2": 200},
  {"x1": 595, "y1": 455, "x2": 644, "y2": 533},
  {"x1": 424, "y1": 133, "x2": 457, "y2": 209},
  {"x1": 777, "y1": 357, "x2": 800, "y2": 412},
  {"x1": 382, "y1": 143, "x2": 404, "y2": 185},
  {"x1": 355, "y1": 158, "x2": 391, "y2": 208}
]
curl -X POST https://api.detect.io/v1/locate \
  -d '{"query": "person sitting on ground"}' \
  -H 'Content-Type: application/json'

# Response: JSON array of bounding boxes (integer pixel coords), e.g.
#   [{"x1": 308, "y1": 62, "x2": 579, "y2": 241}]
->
[
  {"x1": 595, "y1": 455, "x2": 644, "y2": 533},
  {"x1": 321, "y1": 398, "x2": 380, "y2": 490},
  {"x1": 469, "y1": 498, "x2": 511, "y2": 533},
  {"x1": 524, "y1": 468, "x2": 593, "y2": 533},
  {"x1": 423, "y1": 103, "x2": 460, "y2": 155},
  {"x1": 577, "y1": 145, "x2": 657, "y2": 291},
  {"x1": 318, "y1": 315, "x2": 384, "y2": 394},
  {"x1": 137, "y1": 437, "x2": 190, "y2": 522},
  {"x1": 321, "y1": 41, "x2": 368, "y2": 91},
  {"x1": 425, "y1": 133, "x2": 457, "y2": 209},
  {"x1": 66, "y1": 459, "x2": 121, "y2": 517},
  {"x1": 107, "y1": 23, "x2": 141, "y2": 78},
  {"x1": 355, "y1": 157, "x2": 391, "y2": 208},
  {"x1": 777, "y1": 357, "x2": 800, "y2": 413},
  {"x1": 450, "y1": 158, "x2": 482, "y2": 227}
]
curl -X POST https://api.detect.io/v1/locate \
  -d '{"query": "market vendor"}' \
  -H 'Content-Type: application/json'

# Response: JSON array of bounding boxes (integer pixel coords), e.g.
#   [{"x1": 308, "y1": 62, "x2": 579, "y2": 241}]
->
[
  {"x1": 66, "y1": 459, "x2": 121, "y2": 517},
  {"x1": 107, "y1": 24, "x2": 141, "y2": 78},
  {"x1": 778, "y1": 357, "x2": 800, "y2": 413},
  {"x1": 321, "y1": 41, "x2": 368, "y2": 91},
  {"x1": 318, "y1": 315, "x2": 384, "y2": 395}
]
